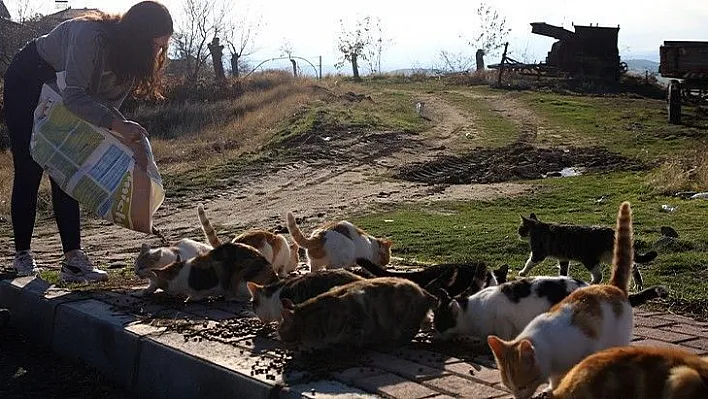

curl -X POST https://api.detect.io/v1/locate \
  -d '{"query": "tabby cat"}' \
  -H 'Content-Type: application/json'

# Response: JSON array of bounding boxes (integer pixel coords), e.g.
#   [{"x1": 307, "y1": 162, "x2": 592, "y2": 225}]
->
[
  {"x1": 517, "y1": 212, "x2": 658, "y2": 289},
  {"x1": 356, "y1": 258, "x2": 503, "y2": 298},
  {"x1": 198, "y1": 205, "x2": 300, "y2": 277},
  {"x1": 549, "y1": 346, "x2": 708, "y2": 399},
  {"x1": 134, "y1": 239, "x2": 212, "y2": 297},
  {"x1": 148, "y1": 242, "x2": 277, "y2": 301},
  {"x1": 278, "y1": 277, "x2": 438, "y2": 351},
  {"x1": 286, "y1": 212, "x2": 392, "y2": 271},
  {"x1": 247, "y1": 269, "x2": 364, "y2": 323},
  {"x1": 488, "y1": 201, "x2": 637, "y2": 399}
]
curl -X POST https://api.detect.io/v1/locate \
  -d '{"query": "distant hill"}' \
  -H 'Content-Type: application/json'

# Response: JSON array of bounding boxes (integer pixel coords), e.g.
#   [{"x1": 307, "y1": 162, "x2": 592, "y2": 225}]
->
[{"x1": 624, "y1": 59, "x2": 660, "y2": 73}]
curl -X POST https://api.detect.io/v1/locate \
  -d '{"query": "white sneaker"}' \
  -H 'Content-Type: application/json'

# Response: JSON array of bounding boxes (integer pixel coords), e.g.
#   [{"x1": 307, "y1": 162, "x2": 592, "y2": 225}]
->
[
  {"x1": 13, "y1": 250, "x2": 40, "y2": 277},
  {"x1": 59, "y1": 250, "x2": 109, "y2": 283}
]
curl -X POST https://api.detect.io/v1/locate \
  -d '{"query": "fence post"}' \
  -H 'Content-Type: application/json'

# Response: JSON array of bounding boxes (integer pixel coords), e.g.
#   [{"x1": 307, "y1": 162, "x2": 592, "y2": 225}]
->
[{"x1": 319, "y1": 56, "x2": 322, "y2": 79}]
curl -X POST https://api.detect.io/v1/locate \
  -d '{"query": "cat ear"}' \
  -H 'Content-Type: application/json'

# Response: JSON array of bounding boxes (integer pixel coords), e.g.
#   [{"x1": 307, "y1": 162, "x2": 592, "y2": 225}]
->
[
  {"x1": 140, "y1": 243, "x2": 150, "y2": 254},
  {"x1": 519, "y1": 339, "x2": 536, "y2": 364},
  {"x1": 450, "y1": 299, "x2": 462, "y2": 318},
  {"x1": 247, "y1": 281, "x2": 262, "y2": 296},
  {"x1": 281, "y1": 298, "x2": 295, "y2": 310},
  {"x1": 497, "y1": 264, "x2": 509, "y2": 276},
  {"x1": 529, "y1": 213, "x2": 538, "y2": 220},
  {"x1": 487, "y1": 335, "x2": 506, "y2": 358},
  {"x1": 381, "y1": 239, "x2": 393, "y2": 249},
  {"x1": 281, "y1": 307, "x2": 294, "y2": 323}
]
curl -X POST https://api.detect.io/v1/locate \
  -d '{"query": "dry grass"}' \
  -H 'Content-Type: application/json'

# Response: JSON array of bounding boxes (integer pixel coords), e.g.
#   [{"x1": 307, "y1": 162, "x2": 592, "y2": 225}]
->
[
  {"x1": 0, "y1": 72, "x2": 333, "y2": 219},
  {"x1": 646, "y1": 145, "x2": 708, "y2": 195}
]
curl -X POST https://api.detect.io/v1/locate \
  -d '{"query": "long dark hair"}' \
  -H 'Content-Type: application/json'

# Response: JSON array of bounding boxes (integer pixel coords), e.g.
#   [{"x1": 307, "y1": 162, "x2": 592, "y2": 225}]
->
[{"x1": 79, "y1": 1, "x2": 173, "y2": 99}]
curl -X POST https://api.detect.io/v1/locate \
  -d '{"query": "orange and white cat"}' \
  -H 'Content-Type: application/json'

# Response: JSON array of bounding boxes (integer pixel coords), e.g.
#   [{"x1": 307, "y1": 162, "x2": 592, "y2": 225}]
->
[
  {"x1": 549, "y1": 346, "x2": 708, "y2": 398},
  {"x1": 198, "y1": 205, "x2": 299, "y2": 277},
  {"x1": 487, "y1": 201, "x2": 637, "y2": 399},
  {"x1": 285, "y1": 212, "x2": 392, "y2": 271}
]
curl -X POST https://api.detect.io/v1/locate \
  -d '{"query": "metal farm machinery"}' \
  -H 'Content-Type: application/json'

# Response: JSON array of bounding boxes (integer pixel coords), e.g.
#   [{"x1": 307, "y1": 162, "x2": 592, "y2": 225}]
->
[{"x1": 659, "y1": 41, "x2": 708, "y2": 124}]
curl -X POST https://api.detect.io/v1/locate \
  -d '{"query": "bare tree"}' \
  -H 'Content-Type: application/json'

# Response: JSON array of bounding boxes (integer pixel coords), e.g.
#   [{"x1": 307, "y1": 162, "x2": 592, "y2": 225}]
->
[
  {"x1": 335, "y1": 16, "x2": 372, "y2": 81},
  {"x1": 434, "y1": 50, "x2": 474, "y2": 73},
  {"x1": 172, "y1": 0, "x2": 229, "y2": 80},
  {"x1": 465, "y1": 2, "x2": 511, "y2": 58},
  {"x1": 223, "y1": 9, "x2": 262, "y2": 79},
  {"x1": 7, "y1": 0, "x2": 43, "y2": 23},
  {"x1": 364, "y1": 17, "x2": 391, "y2": 74}
]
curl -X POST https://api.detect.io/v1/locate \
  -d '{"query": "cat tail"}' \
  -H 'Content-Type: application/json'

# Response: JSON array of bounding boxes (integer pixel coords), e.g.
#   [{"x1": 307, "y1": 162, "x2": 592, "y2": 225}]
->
[
  {"x1": 285, "y1": 212, "x2": 319, "y2": 250},
  {"x1": 197, "y1": 204, "x2": 221, "y2": 248},
  {"x1": 356, "y1": 258, "x2": 392, "y2": 277},
  {"x1": 609, "y1": 201, "x2": 634, "y2": 295},
  {"x1": 628, "y1": 285, "x2": 668, "y2": 307}
]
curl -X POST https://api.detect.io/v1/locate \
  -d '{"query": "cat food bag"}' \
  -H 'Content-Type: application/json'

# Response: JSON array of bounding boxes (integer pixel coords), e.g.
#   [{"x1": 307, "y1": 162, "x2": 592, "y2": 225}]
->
[{"x1": 30, "y1": 79, "x2": 164, "y2": 234}]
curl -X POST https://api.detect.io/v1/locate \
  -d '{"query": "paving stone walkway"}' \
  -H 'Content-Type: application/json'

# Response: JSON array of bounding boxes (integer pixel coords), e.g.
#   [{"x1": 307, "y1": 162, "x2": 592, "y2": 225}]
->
[{"x1": 1, "y1": 276, "x2": 706, "y2": 398}]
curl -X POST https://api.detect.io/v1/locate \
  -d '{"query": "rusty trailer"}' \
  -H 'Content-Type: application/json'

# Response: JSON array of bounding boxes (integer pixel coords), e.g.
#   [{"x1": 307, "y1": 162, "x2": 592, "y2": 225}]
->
[{"x1": 659, "y1": 41, "x2": 708, "y2": 124}]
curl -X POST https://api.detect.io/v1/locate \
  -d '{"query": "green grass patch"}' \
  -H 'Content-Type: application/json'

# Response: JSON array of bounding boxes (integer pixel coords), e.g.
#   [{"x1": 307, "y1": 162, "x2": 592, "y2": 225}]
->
[
  {"x1": 519, "y1": 92, "x2": 707, "y2": 158},
  {"x1": 352, "y1": 171, "x2": 708, "y2": 319}
]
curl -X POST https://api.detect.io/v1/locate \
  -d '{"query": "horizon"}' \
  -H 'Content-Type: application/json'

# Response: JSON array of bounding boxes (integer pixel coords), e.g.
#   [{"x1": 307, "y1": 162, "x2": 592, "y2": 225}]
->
[{"x1": 6, "y1": 0, "x2": 706, "y2": 76}]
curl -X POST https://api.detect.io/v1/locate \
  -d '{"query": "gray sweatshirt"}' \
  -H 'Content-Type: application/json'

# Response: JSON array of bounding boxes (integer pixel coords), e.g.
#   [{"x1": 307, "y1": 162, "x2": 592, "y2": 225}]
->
[{"x1": 35, "y1": 19, "x2": 134, "y2": 129}]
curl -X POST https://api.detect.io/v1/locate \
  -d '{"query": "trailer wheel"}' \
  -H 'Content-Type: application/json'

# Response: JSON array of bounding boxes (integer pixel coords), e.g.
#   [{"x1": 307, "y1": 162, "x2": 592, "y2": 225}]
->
[{"x1": 668, "y1": 80, "x2": 682, "y2": 124}]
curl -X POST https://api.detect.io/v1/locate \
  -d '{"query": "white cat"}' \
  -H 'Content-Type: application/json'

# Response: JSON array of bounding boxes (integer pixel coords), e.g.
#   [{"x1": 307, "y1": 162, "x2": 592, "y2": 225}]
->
[
  {"x1": 433, "y1": 276, "x2": 588, "y2": 341},
  {"x1": 285, "y1": 212, "x2": 392, "y2": 271}
]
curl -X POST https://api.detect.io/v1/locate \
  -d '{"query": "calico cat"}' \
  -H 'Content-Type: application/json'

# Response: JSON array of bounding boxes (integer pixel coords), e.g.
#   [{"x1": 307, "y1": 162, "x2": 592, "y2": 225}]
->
[
  {"x1": 198, "y1": 205, "x2": 300, "y2": 277},
  {"x1": 149, "y1": 242, "x2": 278, "y2": 301},
  {"x1": 487, "y1": 201, "x2": 638, "y2": 399},
  {"x1": 286, "y1": 212, "x2": 392, "y2": 271},
  {"x1": 278, "y1": 277, "x2": 438, "y2": 351},
  {"x1": 517, "y1": 212, "x2": 658, "y2": 289},
  {"x1": 549, "y1": 346, "x2": 708, "y2": 398},
  {"x1": 247, "y1": 269, "x2": 364, "y2": 323},
  {"x1": 356, "y1": 258, "x2": 501, "y2": 298},
  {"x1": 134, "y1": 238, "x2": 212, "y2": 297}
]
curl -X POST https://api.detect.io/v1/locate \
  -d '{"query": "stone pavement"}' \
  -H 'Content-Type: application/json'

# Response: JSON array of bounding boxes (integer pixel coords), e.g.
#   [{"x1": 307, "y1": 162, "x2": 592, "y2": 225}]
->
[{"x1": 1, "y1": 275, "x2": 707, "y2": 398}]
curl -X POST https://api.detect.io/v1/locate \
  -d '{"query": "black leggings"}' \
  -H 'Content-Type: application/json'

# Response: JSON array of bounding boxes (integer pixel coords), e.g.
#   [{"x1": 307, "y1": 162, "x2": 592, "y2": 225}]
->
[{"x1": 2, "y1": 41, "x2": 81, "y2": 254}]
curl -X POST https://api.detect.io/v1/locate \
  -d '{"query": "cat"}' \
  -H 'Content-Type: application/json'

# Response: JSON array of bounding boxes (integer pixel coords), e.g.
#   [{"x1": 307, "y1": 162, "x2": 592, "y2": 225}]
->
[
  {"x1": 356, "y1": 258, "x2": 506, "y2": 298},
  {"x1": 433, "y1": 276, "x2": 589, "y2": 341},
  {"x1": 487, "y1": 201, "x2": 638, "y2": 399},
  {"x1": 134, "y1": 238, "x2": 212, "y2": 297},
  {"x1": 285, "y1": 212, "x2": 393, "y2": 271},
  {"x1": 247, "y1": 269, "x2": 364, "y2": 323},
  {"x1": 277, "y1": 277, "x2": 438, "y2": 351},
  {"x1": 434, "y1": 276, "x2": 668, "y2": 341},
  {"x1": 198, "y1": 204, "x2": 300, "y2": 277},
  {"x1": 517, "y1": 212, "x2": 658, "y2": 289},
  {"x1": 148, "y1": 242, "x2": 278, "y2": 302},
  {"x1": 548, "y1": 346, "x2": 708, "y2": 398}
]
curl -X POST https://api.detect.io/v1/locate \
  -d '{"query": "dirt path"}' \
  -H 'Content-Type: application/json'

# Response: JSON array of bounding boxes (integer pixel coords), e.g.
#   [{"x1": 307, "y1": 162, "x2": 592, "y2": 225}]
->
[{"x1": 1, "y1": 89, "x2": 540, "y2": 275}]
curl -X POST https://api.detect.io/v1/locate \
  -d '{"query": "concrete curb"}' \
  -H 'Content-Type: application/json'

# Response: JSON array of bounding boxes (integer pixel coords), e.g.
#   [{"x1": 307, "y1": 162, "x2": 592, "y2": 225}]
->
[{"x1": 0, "y1": 277, "x2": 375, "y2": 398}]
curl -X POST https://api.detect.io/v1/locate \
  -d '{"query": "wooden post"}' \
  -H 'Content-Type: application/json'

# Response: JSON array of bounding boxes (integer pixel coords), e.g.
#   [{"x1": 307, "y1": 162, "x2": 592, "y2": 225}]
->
[
  {"x1": 290, "y1": 58, "x2": 297, "y2": 77},
  {"x1": 497, "y1": 42, "x2": 509, "y2": 86},
  {"x1": 319, "y1": 56, "x2": 322, "y2": 79}
]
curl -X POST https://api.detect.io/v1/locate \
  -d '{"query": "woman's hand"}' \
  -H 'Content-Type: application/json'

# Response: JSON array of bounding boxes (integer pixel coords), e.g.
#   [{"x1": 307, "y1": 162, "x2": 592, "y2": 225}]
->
[{"x1": 111, "y1": 119, "x2": 149, "y2": 142}]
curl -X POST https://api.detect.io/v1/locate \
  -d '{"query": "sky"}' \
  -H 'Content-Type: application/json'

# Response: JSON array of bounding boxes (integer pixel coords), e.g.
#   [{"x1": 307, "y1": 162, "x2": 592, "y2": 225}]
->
[{"x1": 8, "y1": 0, "x2": 708, "y2": 76}]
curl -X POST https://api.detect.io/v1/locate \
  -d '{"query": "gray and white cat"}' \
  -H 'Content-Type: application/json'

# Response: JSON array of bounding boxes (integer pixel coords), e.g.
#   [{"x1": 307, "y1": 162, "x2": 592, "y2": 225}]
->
[
  {"x1": 517, "y1": 213, "x2": 658, "y2": 289},
  {"x1": 247, "y1": 269, "x2": 364, "y2": 323}
]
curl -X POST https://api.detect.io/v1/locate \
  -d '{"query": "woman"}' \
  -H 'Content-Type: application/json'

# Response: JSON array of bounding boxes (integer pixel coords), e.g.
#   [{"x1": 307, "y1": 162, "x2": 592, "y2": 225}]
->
[{"x1": 2, "y1": 1, "x2": 173, "y2": 283}]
